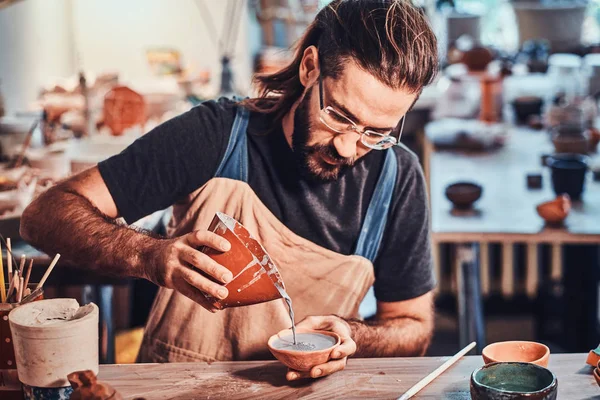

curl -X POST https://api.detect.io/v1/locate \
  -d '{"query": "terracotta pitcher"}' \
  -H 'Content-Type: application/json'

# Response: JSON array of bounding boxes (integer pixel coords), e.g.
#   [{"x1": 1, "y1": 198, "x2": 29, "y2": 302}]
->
[{"x1": 200, "y1": 212, "x2": 285, "y2": 309}]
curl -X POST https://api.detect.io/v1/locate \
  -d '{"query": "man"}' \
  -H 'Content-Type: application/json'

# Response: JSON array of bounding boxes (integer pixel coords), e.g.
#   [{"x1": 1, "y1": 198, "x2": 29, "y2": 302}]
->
[{"x1": 21, "y1": 0, "x2": 438, "y2": 381}]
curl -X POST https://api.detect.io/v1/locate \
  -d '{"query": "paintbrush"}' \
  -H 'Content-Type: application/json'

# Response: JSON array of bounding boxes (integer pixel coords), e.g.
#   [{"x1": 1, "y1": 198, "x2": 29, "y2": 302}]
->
[
  {"x1": 17, "y1": 276, "x2": 24, "y2": 303},
  {"x1": 17, "y1": 254, "x2": 25, "y2": 277},
  {"x1": 36, "y1": 254, "x2": 60, "y2": 290},
  {"x1": 6, "y1": 274, "x2": 19, "y2": 303},
  {"x1": 0, "y1": 241, "x2": 6, "y2": 303}
]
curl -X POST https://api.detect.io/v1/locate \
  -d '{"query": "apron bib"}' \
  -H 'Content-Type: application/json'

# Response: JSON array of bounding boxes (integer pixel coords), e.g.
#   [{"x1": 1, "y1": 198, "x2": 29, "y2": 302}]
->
[{"x1": 138, "y1": 106, "x2": 397, "y2": 362}]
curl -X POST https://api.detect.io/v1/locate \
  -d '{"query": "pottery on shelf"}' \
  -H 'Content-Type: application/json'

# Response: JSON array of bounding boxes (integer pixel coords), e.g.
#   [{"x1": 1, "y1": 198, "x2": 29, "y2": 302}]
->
[
  {"x1": 201, "y1": 212, "x2": 285, "y2": 310},
  {"x1": 546, "y1": 154, "x2": 589, "y2": 200},
  {"x1": 536, "y1": 195, "x2": 571, "y2": 225},
  {"x1": 512, "y1": 96, "x2": 543, "y2": 124},
  {"x1": 103, "y1": 86, "x2": 146, "y2": 136},
  {"x1": 551, "y1": 125, "x2": 589, "y2": 154},
  {"x1": 470, "y1": 362, "x2": 557, "y2": 400},
  {"x1": 482, "y1": 341, "x2": 550, "y2": 367},
  {"x1": 267, "y1": 328, "x2": 340, "y2": 372},
  {"x1": 445, "y1": 182, "x2": 483, "y2": 209}
]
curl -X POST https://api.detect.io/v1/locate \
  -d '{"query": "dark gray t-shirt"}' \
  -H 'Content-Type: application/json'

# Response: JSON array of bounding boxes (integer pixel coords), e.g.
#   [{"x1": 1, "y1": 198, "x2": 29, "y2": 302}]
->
[{"x1": 98, "y1": 98, "x2": 435, "y2": 302}]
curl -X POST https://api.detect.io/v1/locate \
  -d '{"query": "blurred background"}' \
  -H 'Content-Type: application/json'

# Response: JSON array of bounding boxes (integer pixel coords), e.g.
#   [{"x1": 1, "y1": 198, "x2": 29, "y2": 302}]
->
[{"x1": 0, "y1": 0, "x2": 599, "y2": 363}]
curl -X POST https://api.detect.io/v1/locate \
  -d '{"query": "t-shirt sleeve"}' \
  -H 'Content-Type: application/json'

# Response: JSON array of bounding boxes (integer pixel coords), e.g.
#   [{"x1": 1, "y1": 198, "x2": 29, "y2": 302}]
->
[
  {"x1": 373, "y1": 150, "x2": 436, "y2": 302},
  {"x1": 97, "y1": 98, "x2": 234, "y2": 224}
]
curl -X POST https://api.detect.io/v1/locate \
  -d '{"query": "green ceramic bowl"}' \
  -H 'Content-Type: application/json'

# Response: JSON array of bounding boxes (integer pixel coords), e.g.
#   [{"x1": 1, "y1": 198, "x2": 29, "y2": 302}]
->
[{"x1": 471, "y1": 362, "x2": 558, "y2": 400}]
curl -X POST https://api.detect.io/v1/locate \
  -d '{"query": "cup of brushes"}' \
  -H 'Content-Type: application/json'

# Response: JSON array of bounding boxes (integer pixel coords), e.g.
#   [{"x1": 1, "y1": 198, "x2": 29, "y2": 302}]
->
[{"x1": 0, "y1": 237, "x2": 60, "y2": 400}]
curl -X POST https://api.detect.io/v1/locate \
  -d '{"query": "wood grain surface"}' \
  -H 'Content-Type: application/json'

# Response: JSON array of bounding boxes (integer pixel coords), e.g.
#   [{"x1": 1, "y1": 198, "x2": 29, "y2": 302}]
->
[{"x1": 98, "y1": 354, "x2": 599, "y2": 399}]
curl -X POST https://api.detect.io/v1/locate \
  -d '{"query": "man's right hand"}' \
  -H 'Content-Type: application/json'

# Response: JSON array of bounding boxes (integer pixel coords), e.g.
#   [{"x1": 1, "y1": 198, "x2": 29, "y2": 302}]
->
[{"x1": 145, "y1": 230, "x2": 232, "y2": 312}]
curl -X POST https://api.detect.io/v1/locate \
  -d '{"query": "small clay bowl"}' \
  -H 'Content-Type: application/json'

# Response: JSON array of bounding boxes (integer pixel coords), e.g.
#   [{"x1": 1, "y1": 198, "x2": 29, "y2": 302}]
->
[
  {"x1": 586, "y1": 348, "x2": 600, "y2": 367},
  {"x1": 445, "y1": 182, "x2": 483, "y2": 209},
  {"x1": 536, "y1": 195, "x2": 571, "y2": 226},
  {"x1": 268, "y1": 328, "x2": 340, "y2": 372},
  {"x1": 482, "y1": 341, "x2": 550, "y2": 367},
  {"x1": 471, "y1": 362, "x2": 557, "y2": 400},
  {"x1": 594, "y1": 362, "x2": 600, "y2": 387}
]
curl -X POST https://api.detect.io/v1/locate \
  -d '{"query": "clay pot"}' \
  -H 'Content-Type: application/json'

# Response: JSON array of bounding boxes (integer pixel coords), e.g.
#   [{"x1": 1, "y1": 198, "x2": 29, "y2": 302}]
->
[
  {"x1": 471, "y1": 362, "x2": 557, "y2": 400},
  {"x1": 103, "y1": 86, "x2": 145, "y2": 136},
  {"x1": 482, "y1": 341, "x2": 550, "y2": 367},
  {"x1": 445, "y1": 182, "x2": 483, "y2": 209},
  {"x1": 551, "y1": 125, "x2": 589, "y2": 154},
  {"x1": 461, "y1": 45, "x2": 495, "y2": 72},
  {"x1": 546, "y1": 154, "x2": 589, "y2": 200},
  {"x1": 536, "y1": 195, "x2": 571, "y2": 225},
  {"x1": 201, "y1": 212, "x2": 285, "y2": 309},
  {"x1": 8, "y1": 299, "x2": 99, "y2": 388},
  {"x1": 267, "y1": 328, "x2": 340, "y2": 372},
  {"x1": 512, "y1": 96, "x2": 543, "y2": 124}
]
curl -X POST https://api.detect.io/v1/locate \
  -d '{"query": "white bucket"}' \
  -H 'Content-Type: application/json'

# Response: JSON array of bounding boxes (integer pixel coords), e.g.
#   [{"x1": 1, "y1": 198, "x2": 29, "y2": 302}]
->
[{"x1": 8, "y1": 298, "x2": 99, "y2": 388}]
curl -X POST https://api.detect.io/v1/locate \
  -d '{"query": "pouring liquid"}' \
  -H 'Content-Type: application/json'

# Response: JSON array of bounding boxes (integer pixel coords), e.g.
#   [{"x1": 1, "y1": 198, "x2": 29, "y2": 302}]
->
[{"x1": 275, "y1": 283, "x2": 296, "y2": 345}]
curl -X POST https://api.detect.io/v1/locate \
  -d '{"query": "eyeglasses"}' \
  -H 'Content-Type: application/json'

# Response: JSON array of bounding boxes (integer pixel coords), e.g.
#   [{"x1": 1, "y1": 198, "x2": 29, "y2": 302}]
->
[{"x1": 318, "y1": 76, "x2": 405, "y2": 150}]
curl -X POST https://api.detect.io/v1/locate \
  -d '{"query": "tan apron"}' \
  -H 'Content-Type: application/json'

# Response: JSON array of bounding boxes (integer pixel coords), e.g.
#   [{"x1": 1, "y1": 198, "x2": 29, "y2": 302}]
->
[{"x1": 138, "y1": 106, "x2": 398, "y2": 362}]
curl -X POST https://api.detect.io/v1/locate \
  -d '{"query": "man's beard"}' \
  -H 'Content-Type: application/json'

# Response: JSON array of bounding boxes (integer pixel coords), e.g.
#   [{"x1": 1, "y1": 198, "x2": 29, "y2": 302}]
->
[{"x1": 291, "y1": 92, "x2": 355, "y2": 182}]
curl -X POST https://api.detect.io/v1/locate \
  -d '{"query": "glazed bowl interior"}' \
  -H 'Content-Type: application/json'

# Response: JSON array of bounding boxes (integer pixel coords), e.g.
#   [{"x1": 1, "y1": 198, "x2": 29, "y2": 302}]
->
[
  {"x1": 267, "y1": 328, "x2": 341, "y2": 372},
  {"x1": 472, "y1": 362, "x2": 556, "y2": 394}
]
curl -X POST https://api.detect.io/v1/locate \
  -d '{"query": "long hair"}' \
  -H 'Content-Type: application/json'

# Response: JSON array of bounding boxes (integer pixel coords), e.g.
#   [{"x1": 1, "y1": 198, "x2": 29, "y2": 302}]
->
[{"x1": 241, "y1": 0, "x2": 439, "y2": 123}]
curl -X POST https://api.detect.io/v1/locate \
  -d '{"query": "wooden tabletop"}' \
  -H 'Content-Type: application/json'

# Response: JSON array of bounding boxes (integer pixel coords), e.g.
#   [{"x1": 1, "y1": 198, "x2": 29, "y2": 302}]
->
[
  {"x1": 424, "y1": 123, "x2": 600, "y2": 243},
  {"x1": 98, "y1": 354, "x2": 598, "y2": 399}
]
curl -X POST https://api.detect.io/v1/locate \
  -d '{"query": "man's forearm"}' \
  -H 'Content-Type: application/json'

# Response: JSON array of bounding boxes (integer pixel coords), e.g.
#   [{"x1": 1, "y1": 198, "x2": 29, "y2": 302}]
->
[
  {"x1": 20, "y1": 186, "x2": 158, "y2": 281},
  {"x1": 347, "y1": 316, "x2": 433, "y2": 357}
]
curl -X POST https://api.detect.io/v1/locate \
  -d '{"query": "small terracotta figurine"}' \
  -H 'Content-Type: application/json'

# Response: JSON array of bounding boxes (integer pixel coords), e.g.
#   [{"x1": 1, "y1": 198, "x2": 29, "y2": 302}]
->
[{"x1": 68, "y1": 370, "x2": 123, "y2": 400}]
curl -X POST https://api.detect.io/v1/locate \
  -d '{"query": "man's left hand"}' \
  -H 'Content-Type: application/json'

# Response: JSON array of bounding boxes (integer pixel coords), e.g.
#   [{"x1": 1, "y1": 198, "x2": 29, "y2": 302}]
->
[{"x1": 286, "y1": 315, "x2": 356, "y2": 381}]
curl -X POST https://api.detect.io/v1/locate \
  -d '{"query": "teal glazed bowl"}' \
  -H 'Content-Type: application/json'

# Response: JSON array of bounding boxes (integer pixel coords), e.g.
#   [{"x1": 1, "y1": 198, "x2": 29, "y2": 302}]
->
[{"x1": 471, "y1": 362, "x2": 557, "y2": 399}]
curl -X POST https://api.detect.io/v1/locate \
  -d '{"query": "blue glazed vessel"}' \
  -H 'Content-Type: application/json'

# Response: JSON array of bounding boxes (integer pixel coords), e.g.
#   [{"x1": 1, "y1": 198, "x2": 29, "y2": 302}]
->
[
  {"x1": 471, "y1": 362, "x2": 558, "y2": 400},
  {"x1": 23, "y1": 384, "x2": 73, "y2": 400}
]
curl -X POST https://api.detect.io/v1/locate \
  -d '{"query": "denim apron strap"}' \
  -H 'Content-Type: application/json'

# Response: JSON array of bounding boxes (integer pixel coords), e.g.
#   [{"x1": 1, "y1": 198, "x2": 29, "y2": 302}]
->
[
  {"x1": 355, "y1": 148, "x2": 398, "y2": 317},
  {"x1": 354, "y1": 148, "x2": 398, "y2": 261},
  {"x1": 214, "y1": 105, "x2": 250, "y2": 182}
]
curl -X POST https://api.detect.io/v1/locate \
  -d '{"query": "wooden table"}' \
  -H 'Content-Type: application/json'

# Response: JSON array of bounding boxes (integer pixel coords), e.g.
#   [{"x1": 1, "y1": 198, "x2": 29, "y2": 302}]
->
[
  {"x1": 98, "y1": 354, "x2": 598, "y2": 399},
  {"x1": 424, "y1": 121, "x2": 600, "y2": 352}
]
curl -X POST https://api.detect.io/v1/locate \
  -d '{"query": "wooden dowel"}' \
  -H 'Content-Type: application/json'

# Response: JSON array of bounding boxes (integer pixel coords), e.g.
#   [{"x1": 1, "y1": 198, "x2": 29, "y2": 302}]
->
[
  {"x1": 501, "y1": 242, "x2": 514, "y2": 298},
  {"x1": 23, "y1": 259, "x2": 33, "y2": 289},
  {"x1": 18, "y1": 254, "x2": 25, "y2": 276},
  {"x1": 7, "y1": 238, "x2": 12, "y2": 283},
  {"x1": 526, "y1": 243, "x2": 539, "y2": 298},
  {"x1": 36, "y1": 254, "x2": 61, "y2": 290},
  {"x1": 397, "y1": 342, "x2": 476, "y2": 400},
  {"x1": 17, "y1": 276, "x2": 24, "y2": 303},
  {"x1": 480, "y1": 242, "x2": 490, "y2": 296},
  {"x1": 0, "y1": 241, "x2": 6, "y2": 303}
]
